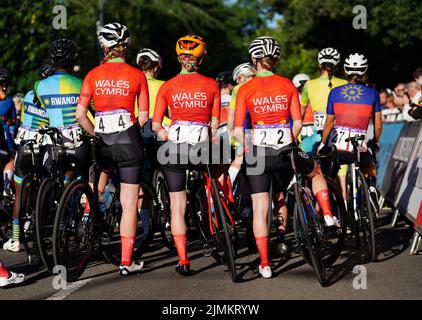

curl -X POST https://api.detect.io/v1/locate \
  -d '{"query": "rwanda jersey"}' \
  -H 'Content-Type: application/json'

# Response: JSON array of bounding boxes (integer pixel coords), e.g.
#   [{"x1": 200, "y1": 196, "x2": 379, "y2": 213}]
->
[
  {"x1": 35, "y1": 71, "x2": 82, "y2": 128},
  {"x1": 0, "y1": 96, "x2": 16, "y2": 151},
  {"x1": 21, "y1": 90, "x2": 49, "y2": 129},
  {"x1": 326, "y1": 83, "x2": 381, "y2": 152},
  {"x1": 234, "y1": 71, "x2": 301, "y2": 149}
]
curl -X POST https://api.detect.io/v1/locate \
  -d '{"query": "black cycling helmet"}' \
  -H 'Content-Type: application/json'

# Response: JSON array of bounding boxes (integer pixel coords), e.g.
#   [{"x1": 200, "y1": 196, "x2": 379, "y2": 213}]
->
[
  {"x1": 48, "y1": 38, "x2": 77, "y2": 67},
  {"x1": 39, "y1": 63, "x2": 55, "y2": 79},
  {"x1": 0, "y1": 68, "x2": 12, "y2": 85},
  {"x1": 216, "y1": 71, "x2": 234, "y2": 87}
]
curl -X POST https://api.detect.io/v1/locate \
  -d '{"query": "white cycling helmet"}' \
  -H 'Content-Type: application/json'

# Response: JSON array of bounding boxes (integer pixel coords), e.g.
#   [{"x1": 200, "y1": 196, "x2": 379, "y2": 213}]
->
[
  {"x1": 318, "y1": 47, "x2": 341, "y2": 66},
  {"x1": 292, "y1": 73, "x2": 310, "y2": 88},
  {"x1": 248, "y1": 36, "x2": 281, "y2": 60},
  {"x1": 136, "y1": 48, "x2": 163, "y2": 69},
  {"x1": 344, "y1": 53, "x2": 368, "y2": 76},
  {"x1": 232, "y1": 63, "x2": 256, "y2": 84},
  {"x1": 98, "y1": 22, "x2": 130, "y2": 50}
]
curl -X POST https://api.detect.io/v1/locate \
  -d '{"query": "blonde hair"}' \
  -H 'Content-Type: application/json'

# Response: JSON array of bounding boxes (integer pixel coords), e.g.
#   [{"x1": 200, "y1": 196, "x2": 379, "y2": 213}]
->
[
  {"x1": 178, "y1": 55, "x2": 200, "y2": 72},
  {"x1": 102, "y1": 44, "x2": 128, "y2": 64}
]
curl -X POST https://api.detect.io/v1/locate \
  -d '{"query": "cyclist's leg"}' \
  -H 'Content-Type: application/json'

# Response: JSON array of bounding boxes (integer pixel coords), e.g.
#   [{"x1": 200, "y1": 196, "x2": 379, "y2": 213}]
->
[
  {"x1": 3, "y1": 157, "x2": 14, "y2": 198},
  {"x1": 0, "y1": 259, "x2": 24, "y2": 287}
]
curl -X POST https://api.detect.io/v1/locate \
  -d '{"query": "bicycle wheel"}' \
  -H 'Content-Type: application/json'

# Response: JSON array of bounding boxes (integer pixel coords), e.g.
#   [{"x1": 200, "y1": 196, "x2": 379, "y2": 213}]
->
[
  {"x1": 358, "y1": 172, "x2": 376, "y2": 261},
  {"x1": 209, "y1": 179, "x2": 237, "y2": 282},
  {"x1": 53, "y1": 179, "x2": 94, "y2": 282},
  {"x1": 320, "y1": 177, "x2": 347, "y2": 267},
  {"x1": 153, "y1": 169, "x2": 174, "y2": 249},
  {"x1": 36, "y1": 178, "x2": 62, "y2": 273},
  {"x1": 293, "y1": 183, "x2": 326, "y2": 286},
  {"x1": 19, "y1": 175, "x2": 39, "y2": 259}
]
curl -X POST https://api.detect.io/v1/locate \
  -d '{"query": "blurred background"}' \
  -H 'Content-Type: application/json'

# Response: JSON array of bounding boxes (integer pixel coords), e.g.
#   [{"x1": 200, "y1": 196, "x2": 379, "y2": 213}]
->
[{"x1": 1, "y1": 0, "x2": 421, "y2": 93}]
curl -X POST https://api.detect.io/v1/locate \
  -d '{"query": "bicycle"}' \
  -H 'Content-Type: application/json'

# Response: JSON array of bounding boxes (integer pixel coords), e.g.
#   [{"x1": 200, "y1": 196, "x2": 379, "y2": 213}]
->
[
  {"x1": 344, "y1": 135, "x2": 377, "y2": 262},
  {"x1": 289, "y1": 146, "x2": 347, "y2": 286},
  {"x1": 52, "y1": 135, "x2": 159, "y2": 282},
  {"x1": 35, "y1": 127, "x2": 78, "y2": 273}
]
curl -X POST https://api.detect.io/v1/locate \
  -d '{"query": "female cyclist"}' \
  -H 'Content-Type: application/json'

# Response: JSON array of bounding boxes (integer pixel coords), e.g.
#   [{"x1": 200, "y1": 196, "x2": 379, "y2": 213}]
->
[
  {"x1": 152, "y1": 35, "x2": 220, "y2": 276},
  {"x1": 233, "y1": 37, "x2": 338, "y2": 279},
  {"x1": 76, "y1": 22, "x2": 149, "y2": 276}
]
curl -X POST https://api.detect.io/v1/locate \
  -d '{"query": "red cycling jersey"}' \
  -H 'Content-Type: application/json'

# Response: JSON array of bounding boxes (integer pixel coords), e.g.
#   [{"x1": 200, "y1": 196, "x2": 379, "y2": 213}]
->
[
  {"x1": 153, "y1": 72, "x2": 220, "y2": 125},
  {"x1": 79, "y1": 59, "x2": 149, "y2": 122},
  {"x1": 234, "y1": 72, "x2": 301, "y2": 128}
]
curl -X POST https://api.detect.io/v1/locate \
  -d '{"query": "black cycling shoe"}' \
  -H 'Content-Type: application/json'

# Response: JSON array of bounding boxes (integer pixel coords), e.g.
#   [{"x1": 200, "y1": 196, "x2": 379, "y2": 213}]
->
[{"x1": 175, "y1": 262, "x2": 191, "y2": 276}]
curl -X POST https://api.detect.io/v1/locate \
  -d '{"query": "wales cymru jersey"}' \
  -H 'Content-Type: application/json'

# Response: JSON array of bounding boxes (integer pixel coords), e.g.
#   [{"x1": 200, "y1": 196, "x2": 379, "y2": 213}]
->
[{"x1": 35, "y1": 72, "x2": 82, "y2": 128}]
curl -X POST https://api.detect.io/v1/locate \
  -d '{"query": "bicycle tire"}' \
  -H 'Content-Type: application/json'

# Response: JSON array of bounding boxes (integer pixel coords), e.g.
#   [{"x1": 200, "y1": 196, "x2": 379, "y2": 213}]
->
[
  {"x1": 210, "y1": 179, "x2": 237, "y2": 282},
  {"x1": 293, "y1": 183, "x2": 326, "y2": 287},
  {"x1": 52, "y1": 179, "x2": 94, "y2": 282},
  {"x1": 358, "y1": 172, "x2": 377, "y2": 261},
  {"x1": 19, "y1": 175, "x2": 39, "y2": 258},
  {"x1": 36, "y1": 178, "x2": 61, "y2": 273}
]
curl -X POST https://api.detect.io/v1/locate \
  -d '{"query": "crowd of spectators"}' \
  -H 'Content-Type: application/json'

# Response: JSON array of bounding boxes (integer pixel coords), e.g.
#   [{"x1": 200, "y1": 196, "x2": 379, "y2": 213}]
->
[{"x1": 380, "y1": 66, "x2": 422, "y2": 123}]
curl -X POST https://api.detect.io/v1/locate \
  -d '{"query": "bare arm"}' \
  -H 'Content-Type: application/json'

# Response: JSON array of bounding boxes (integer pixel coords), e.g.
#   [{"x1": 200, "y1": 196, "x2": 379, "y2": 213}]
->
[
  {"x1": 373, "y1": 111, "x2": 382, "y2": 143},
  {"x1": 321, "y1": 115, "x2": 335, "y2": 145},
  {"x1": 76, "y1": 104, "x2": 95, "y2": 136},
  {"x1": 292, "y1": 119, "x2": 303, "y2": 141}
]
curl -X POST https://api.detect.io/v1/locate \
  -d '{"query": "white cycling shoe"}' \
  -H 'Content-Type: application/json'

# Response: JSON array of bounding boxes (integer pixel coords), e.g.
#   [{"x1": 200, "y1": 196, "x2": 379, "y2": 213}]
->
[
  {"x1": 2, "y1": 239, "x2": 21, "y2": 253},
  {"x1": 0, "y1": 272, "x2": 25, "y2": 287},
  {"x1": 119, "y1": 260, "x2": 144, "y2": 276},
  {"x1": 258, "y1": 265, "x2": 272, "y2": 279},
  {"x1": 324, "y1": 215, "x2": 341, "y2": 228}
]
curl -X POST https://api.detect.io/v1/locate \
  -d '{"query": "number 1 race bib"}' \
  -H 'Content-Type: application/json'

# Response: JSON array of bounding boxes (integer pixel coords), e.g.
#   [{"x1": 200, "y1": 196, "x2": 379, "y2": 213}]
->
[
  {"x1": 314, "y1": 112, "x2": 327, "y2": 131},
  {"x1": 95, "y1": 109, "x2": 132, "y2": 134},
  {"x1": 253, "y1": 124, "x2": 292, "y2": 150},
  {"x1": 328, "y1": 126, "x2": 367, "y2": 152},
  {"x1": 168, "y1": 121, "x2": 209, "y2": 145}
]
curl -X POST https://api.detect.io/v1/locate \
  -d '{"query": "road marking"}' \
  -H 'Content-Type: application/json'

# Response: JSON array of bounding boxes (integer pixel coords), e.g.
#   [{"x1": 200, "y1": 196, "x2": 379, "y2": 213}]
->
[{"x1": 46, "y1": 279, "x2": 91, "y2": 300}]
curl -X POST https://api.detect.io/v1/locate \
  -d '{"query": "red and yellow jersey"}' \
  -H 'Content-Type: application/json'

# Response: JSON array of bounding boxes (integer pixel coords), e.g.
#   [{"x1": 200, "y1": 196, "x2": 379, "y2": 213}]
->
[
  {"x1": 79, "y1": 58, "x2": 149, "y2": 123},
  {"x1": 219, "y1": 93, "x2": 231, "y2": 125},
  {"x1": 234, "y1": 71, "x2": 301, "y2": 128},
  {"x1": 153, "y1": 71, "x2": 220, "y2": 125}
]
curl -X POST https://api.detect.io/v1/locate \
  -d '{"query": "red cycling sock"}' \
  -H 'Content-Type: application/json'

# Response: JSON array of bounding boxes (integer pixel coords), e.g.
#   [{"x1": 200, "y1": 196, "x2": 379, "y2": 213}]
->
[
  {"x1": 315, "y1": 189, "x2": 333, "y2": 217},
  {"x1": 84, "y1": 199, "x2": 91, "y2": 214},
  {"x1": 173, "y1": 234, "x2": 189, "y2": 265},
  {"x1": 0, "y1": 263, "x2": 10, "y2": 278},
  {"x1": 218, "y1": 175, "x2": 235, "y2": 204},
  {"x1": 255, "y1": 236, "x2": 269, "y2": 268},
  {"x1": 121, "y1": 236, "x2": 135, "y2": 266}
]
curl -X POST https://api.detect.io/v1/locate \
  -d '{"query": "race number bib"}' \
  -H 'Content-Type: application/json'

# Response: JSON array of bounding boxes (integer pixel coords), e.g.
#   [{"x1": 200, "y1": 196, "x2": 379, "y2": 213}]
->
[
  {"x1": 95, "y1": 110, "x2": 132, "y2": 134},
  {"x1": 314, "y1": 112, "x2": 327, "y2": 130},
  {"x1": 62, "y1": 126, "x2": 83, "y2": 145},
  {"x1": 253, "y1": 124, "x2": 292, "y2": 149},
  {"x1": 301, "y1": 124, "x2": 314, "y2": 138},
  {"x1": 14, "y1": 128, "x2": 44, "y2": 145},
  {"x1": 168, "y1": 121, "x2": 209, "y2": 145},
  {"x1": 328, "y1": 127, "x2": 366, "y2": 152}
]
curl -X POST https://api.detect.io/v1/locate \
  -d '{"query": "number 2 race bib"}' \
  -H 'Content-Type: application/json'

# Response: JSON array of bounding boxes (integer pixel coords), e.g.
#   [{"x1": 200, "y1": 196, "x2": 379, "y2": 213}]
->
[
  {"x1": 313, "y1": 112, "x2": 327, "y2": 131},
  {"x1": 253, "y1": 124, "x2": 292, "y2": 150},
  {"x1": 328, "y1": 126, "x2": 367, "y2": 152},
  {"x1": 95, "y1": 109, "x2": 132, "y2": 134},
  {"x1": 168, "y1": 121, "x2": 209, "y2": 145}
]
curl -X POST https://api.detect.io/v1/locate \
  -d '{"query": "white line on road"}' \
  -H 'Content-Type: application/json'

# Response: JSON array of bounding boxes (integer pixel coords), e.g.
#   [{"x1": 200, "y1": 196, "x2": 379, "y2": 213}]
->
[{"x1": 46, "y1": 279, "x2": 91, "y2": 300}]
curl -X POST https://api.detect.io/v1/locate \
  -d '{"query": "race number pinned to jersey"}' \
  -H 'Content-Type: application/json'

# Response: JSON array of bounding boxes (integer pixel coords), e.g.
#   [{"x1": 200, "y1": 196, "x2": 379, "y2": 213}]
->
[
  {"x1": 14, "y1": 128, "x2": 45, "y2": 145},
  {"x1": 314, "y1": 112, "x2": 327, "y2": 130},
  {"x1": 253, "y1": 124, "x2": 292, "y2": 149},
  {"x1": 62, "y1": 126, "x2": 82, "y2": 145},
  {"x1": 95, "y1": 109, "x2": 132, "y2": 134},
  {"x1": 168, "y1": 121, "x2": 209, "y2": 145},
  {"x1": 328, "y1": 126, "x2": 366, "y2": 152}
]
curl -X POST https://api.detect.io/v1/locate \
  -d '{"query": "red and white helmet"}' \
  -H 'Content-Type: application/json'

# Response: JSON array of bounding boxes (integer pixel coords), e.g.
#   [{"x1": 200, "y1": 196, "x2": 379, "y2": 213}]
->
[
  {"x1": 98, "y1": 22, "x2": 130, "y2": 50},
  {"x1": 344, "y1": 53, "x2": 369, "y2": 76}
]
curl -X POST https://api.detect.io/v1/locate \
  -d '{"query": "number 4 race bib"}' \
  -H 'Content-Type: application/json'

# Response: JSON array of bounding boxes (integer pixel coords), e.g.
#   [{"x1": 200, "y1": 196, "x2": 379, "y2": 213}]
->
[
  {"x1": 15, "y1": 128, "x2": 44, "y2": 145},
  {"x1": 168, "y1": 121, "x2": 209, "y2": 145},
  {"x1": 253, "y1": 124, "x2": 292, "y2": 150},
  {"x1": 328, "y1": 126, "x2": 367, "y2": 152},
  {"x1": 95, "y1": 109, "x2": 132, "y2": 134}
]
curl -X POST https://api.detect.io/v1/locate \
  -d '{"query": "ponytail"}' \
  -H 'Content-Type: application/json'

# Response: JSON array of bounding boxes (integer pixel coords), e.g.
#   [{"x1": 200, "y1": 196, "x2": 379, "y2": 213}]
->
[{"x1": 102, "y1": 44, "x2": 128, "y2": 64}]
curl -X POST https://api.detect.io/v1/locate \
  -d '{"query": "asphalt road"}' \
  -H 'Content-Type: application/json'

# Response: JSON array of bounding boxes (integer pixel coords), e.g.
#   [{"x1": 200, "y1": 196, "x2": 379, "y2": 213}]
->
[{"x1": 0, "y1": 209, "x2": 421, "y2": 300}]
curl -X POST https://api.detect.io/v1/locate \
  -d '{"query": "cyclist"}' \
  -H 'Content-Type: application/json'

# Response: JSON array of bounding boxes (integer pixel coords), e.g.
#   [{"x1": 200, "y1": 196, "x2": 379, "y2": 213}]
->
[
  {"x1": 216, "y1": 70, "x2": 235, "y2": 141},
  {"x1": 152, "y1": 34, "x2": 220, "y2": 276},
  {"x1": 76, "y1": 22, "x2": 149, "y2": 276},
  {"x1": 318, "y1": 53, "x2": 382, "y2": 207},
  {"x1": 300, "y1": 48, "x2": 347, "y2": 154},
  {"x1": 292, "y1": 73, "x2": 313, "y2": 139},
  {"x1": 233, "y1": 36, "x2": 338, "y2": 279},
  {"x1": 35, "y1": 39, "x2": 90, "y2": 182},
  {"x1": 3, "y1": 74, "x2": 49, "y2": 253},
  {"x1": 0, "y1": 68, "x2": 17, "y2": 200},
  {"x1": 0, "y1": 260, "x2": 25, "y2": 287}
]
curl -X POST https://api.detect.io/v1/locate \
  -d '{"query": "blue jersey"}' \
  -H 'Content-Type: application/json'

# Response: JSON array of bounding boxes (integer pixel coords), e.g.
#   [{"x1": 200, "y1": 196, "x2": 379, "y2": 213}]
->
[
  {"x1": 0, "y1": 96, "x2": 16, "y2": 151},
  {"x1": 35, "y1": 71, "x2": 82, "y2": 128},
  {"x1": 21, "y1": 90, "x2": 49, "y2": 130}
]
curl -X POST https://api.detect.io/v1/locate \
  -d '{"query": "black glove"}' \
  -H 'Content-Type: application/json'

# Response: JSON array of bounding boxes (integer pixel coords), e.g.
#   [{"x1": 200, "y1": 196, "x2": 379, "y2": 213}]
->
[
  {"x1": 367, "y1": 139, "x2": 380, "y2": 154},
  {"x1": 316, "y1": 143, "x2": 330, "y2": 156}
]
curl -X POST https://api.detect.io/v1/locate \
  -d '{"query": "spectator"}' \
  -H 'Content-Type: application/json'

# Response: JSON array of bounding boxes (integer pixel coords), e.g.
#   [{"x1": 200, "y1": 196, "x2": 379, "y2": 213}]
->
[
  {"x1": 382, "y1": 93, "x2": 403, "y2": 122},
  {"x1": 413, "y1": 66, "x2": 422, "y2": 86},
  {"x1": 404, "y1": 81, "x2": 422, "y2": 121},
  {"x1": 379, "y1": 89, "x2": 388, "y2": 108},
  {"x1": 394, "y1": 83, "x2": 409, "y2": 109}
]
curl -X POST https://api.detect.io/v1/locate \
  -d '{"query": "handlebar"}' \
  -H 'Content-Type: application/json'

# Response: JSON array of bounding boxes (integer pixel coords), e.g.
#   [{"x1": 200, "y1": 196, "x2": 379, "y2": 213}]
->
[
  {"x1": 80, "y1": 134, "x2": 104, "y2": 146},
  {"x1": 345, "y1": 135, "x2": 365, "y2": 144},
  {"x1": 38, "y1": 127, "x2": 61, "y2": 136}
]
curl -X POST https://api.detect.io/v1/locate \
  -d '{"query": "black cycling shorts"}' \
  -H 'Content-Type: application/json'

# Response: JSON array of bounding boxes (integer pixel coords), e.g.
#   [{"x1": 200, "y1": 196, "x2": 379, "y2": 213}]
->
[
  {"x1": 97, "y1": 123, "x2": 144, "y2": 185},
  {"x1": 337, "y1": 150, "x2": 373, "y2": 170},
  {"x1": 14, "y1": 145, "x2": 36, "y2": 180},
  {"x1": 245, "y1": 144, "x2": 315, "y2": 194}
]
